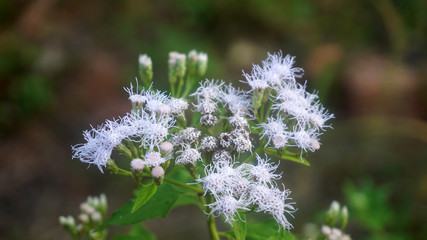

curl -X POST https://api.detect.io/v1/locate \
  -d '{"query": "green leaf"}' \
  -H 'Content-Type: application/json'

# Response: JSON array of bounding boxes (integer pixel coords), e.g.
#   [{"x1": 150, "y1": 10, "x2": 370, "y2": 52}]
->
[
  {"x1": 264, "y1": 148, "x2": 310, "y2": 166},
  {"x1": 233, "y1": 214, "x2": 247, "y2": 240},
  {"x1": 112, "y1": 223, "x2": 156, "y2": 240},
  {"x1": 97, "y1": 178, "x2": 200, "y2": 231},
  {"x1": 246, "y1": 219, "x2": 298, "y2": 240},
  {"x1": 131, "y1": 183, "x2": 157, "y2": 213}
]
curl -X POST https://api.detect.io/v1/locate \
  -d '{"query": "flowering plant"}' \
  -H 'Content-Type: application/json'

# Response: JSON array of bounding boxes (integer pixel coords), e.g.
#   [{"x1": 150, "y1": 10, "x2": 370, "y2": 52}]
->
[{"x1": 60, "y1": 50, "x2": 348, "y2": 239}]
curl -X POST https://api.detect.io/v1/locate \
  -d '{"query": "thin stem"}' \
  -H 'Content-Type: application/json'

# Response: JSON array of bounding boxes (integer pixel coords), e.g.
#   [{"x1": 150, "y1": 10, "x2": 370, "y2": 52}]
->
[
  {"x1": 260, "y1": 102, "x2": 265, "y2": 122},
  {"x1": 116, "y1": 168, "x2": 133, "y2": 176},
  {"x1": 176, "y1": 77, "x2": 185, "y2": 97},
  {"x1": 244, "y1": 146, "x2": 264, "y2": 163},
  {"x1": 164, "y1": 178, "x2": 204, "y2": 194},
  {"x1": 264, "y1": 100, "x2": 273, "y2": 122},
  {"x1": 200, "y1": 195, "x2": 220, "y2": 240}
]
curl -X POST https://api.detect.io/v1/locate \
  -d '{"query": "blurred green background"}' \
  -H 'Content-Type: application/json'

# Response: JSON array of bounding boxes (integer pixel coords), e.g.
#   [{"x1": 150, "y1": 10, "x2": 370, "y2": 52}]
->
[{"x1": 0, "y1": 0, "x2": 426, "y2": 239}]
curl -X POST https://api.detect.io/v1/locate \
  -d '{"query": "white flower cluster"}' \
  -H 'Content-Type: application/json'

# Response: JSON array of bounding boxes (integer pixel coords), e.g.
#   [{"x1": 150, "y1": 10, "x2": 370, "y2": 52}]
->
[
  {"x1": 321, "y1": 226, "x2": 352, "y2": 240},
  {"x1": 196, "y1": 154, "x2": 296, "y2": 229},
  {"x1": 244, "y1": 52, "x2": 333, "y2": 152},
  {"x1": 72, "y1": 84, "x2": 189, "y2": 172}
]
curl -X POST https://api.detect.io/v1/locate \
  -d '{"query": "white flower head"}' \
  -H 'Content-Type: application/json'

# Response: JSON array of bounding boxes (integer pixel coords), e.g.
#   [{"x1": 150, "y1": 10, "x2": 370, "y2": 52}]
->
[
  {"x1": 191, "y1": 79, "x2": 224, "y2": 101},
  {"x1": 258, "y1": 116, "x2": 289, "y2": 149},
  {"x1": 220, "y1": 84, "x2": 252, "y2": 116},
  {"x1": 168, "y1": 97, "x2": 189, "y2": 116},
  {"x1": 207, "y1": 195, "x2": 249, "y2": 224},
  {"x1": 176, "y1": 145, "x2": 201, "y2": 165},
  {"x1": 249, "y1": 184, "x2": 296, "y2": 230},
  {"x1": 124, "y1": 81, "x2": 148, "y2": 108},
  {"x1": 144, "y1": 90, "x2": 170, "y2": 115},
  {"x1": 72, "y1": 118, "x2": 128, "y2": 173},
  {"x1": 242, "y1": 64, "x2": 270, "y2": 91},
  {"x1": 243, "y1": 154, "x2": 281, "y2": 186},
  {"x1": 291, "y1": 127, "x2": 321, "y2": 152},
  {"x1": 262, "y1": 52, "x2": 304, "y2": 85},
  {"x1": 144, "y1": 150, "x2": 167, "y2": 167}
]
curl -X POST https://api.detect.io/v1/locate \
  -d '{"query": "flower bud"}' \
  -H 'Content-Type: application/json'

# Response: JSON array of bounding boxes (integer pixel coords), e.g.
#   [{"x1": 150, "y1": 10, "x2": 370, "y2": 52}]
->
[
  {"x1": 187, "y1": 50, "x2": 198, "y2": 76},
  {"x1": 160, "y1": 142, "x2": 173, "y2": 155},
  {"x1": 152, "y1": 166, "x2": 164, "y2": 185},
  {"x1": 325, "y1": 201, "x2": 340, "y2": 226},
  {"x1": 252, "y1": 88, "x2": 264, "y2": 110},
  {"x1": 90, "y1": 211, "x2": 102, "y2": 222},
  {"x1": 130, "y1": 158, "x2": 145, "y2": 172},
  {"x1": 197, "y1": 52, "x2": 208, "y2": 76},
  {"x1": 340, "y1": 206, "x2": 349, "y2": 229},
  {"x1": 78, "y1": 213, "x2": 89, "y2": 223},
  {"x1": 59, "y1": 216, "x2": 77, "y2": 234},
  {"x1": 138, "y1": 54, "x2": 153, "y2": 87}
]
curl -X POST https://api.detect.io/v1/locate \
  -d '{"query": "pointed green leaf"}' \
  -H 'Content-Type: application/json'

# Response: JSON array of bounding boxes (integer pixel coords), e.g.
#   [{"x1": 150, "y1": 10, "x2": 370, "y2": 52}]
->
[{"x1": 131, "y1": 183, "x2": 157, "y2": 213}]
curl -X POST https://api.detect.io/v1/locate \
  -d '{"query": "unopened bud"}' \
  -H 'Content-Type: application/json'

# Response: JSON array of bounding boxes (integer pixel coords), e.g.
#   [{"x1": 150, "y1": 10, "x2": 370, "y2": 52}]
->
[
  {"x1": 90, "y1": 211, "x2": 102, "y2": 222},
  {"x1": 130, "y1": 158, "x2": 145, "y2": 172},
  {"x1": 160, "y1": 142, "x2": 173, "y2": 155},
  {"x1": 187, "y1": 50, "x2": 198, "y2": 76},
  {"x1": 59, "y1": 216, "x2": 77, "y2": 234},
  {"x1": 340, "y1": 206, "x2": 349, "y2": 229},
  {"x1": 197, "y1": 52, "x2": 208, "y2": 76},
  {"x1": 80, "y1": 202, "x2": 95, "y2": 215},
  {"x1": 252, "y1": 88, "x2": 264, "y2": 110},
  {"x1": 151, "y1": 166, "x2": 164, "y2": 179},
  {"x1": 325, "y1": 201, "x2": 340, "y2": 226},
  {"x1": 138, "y1": 54, "x2": 153, "y2": 87},
  {"x1": 169, "y1": 52, "x2": 186, "y2": 81},
  {"x1": 152, "y1": 166, "x2": 164, "y2": 185},
  {"x1": 78, "y1": 213, "x2": 89, "y2": 223}
]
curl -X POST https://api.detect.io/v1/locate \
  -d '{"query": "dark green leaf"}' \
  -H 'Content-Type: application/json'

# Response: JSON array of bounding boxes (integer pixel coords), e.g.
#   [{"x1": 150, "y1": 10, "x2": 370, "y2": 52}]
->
[
  {"x1": 97, "y1": 174, "x2": 201, "y2": 231},
  {"x1": 131, "y1": 183, "x2": 157, "y2": 213},
  {"x1": 246, "y1": 219, "x2": 298, "y2": 240},
  {"x1": 112, "y1": 223, "x2": 156, "y2": 240}
]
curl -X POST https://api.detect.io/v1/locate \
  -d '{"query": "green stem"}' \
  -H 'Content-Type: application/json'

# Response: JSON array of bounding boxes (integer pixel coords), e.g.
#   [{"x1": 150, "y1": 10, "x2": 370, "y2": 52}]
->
[
  {"x1": 181, "y1": 75, "x2": 194, "y2": 99},
  {"x1": 244, "y1": 146, "x2": 264, "y2": 163},
  {"x1": 176, "y1": 77, "x2": 185, "y2": 97},
  {"x1": 200, "y1": 195, "x2": 220, "y2": 240},
  {"x1": 264, "y1": 100, "x2": 273, "y2": 122},
  {"x1": 170, "y1": 82, "x2": 176, "y2": 97},
  {"x1": 260, "y1": 102, "x2": 265, "y2": 122},
  {"x1": 164, "y1": 178, "x2": 204, "y2": 194}
]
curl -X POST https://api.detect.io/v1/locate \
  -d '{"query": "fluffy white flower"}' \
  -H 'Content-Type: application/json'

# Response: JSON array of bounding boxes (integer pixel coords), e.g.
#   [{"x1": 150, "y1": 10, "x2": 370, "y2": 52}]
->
[
  {"x1": 291, "y1": 128, "x2": 321, "y2": 152},
  {"x1": 72, "y1": 118, "x2": 129, "y2": 172},
  {"x1": 207, "y1": 195, "x2": 249, "y2": 224},
  {"x1": 191, "y1": 79, "x2": 224, "y2": 101},
  {"x1": 242, "y1": 154, "x2": 281, "y2": 186},
  {"x1": 144, "y1": 90, "x2": 170, "y2": 115},
  {"x1": 220, "y1": 84, "x2": 252, "y2": 116},
  {"x1": 168, "y1": 97, "x2": 188, "y2": 115},
  {"x1": 143, "y1": 151, "x2": 167, "y2": 167},
  {"x1": 262, "y1": 52, "x2": 304, "y2": 85},
  {"x1": 258, "y1": 116, "x2": 289, "y2": 149},
  {"x1": 124, "y1": 81, "x2": 148, "y2": 107},
  {"x1": 248, "y1": 184, "x2": 296, "y2": 230},
  {"x1": 175, "y1": 146, "x2": 201, "y2": 165}
]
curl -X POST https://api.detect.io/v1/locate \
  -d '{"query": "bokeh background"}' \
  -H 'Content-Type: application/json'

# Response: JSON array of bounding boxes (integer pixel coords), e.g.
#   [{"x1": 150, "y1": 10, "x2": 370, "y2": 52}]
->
[{"x1": 0, "y1": 0, "x2": 426, "y2": 239}]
